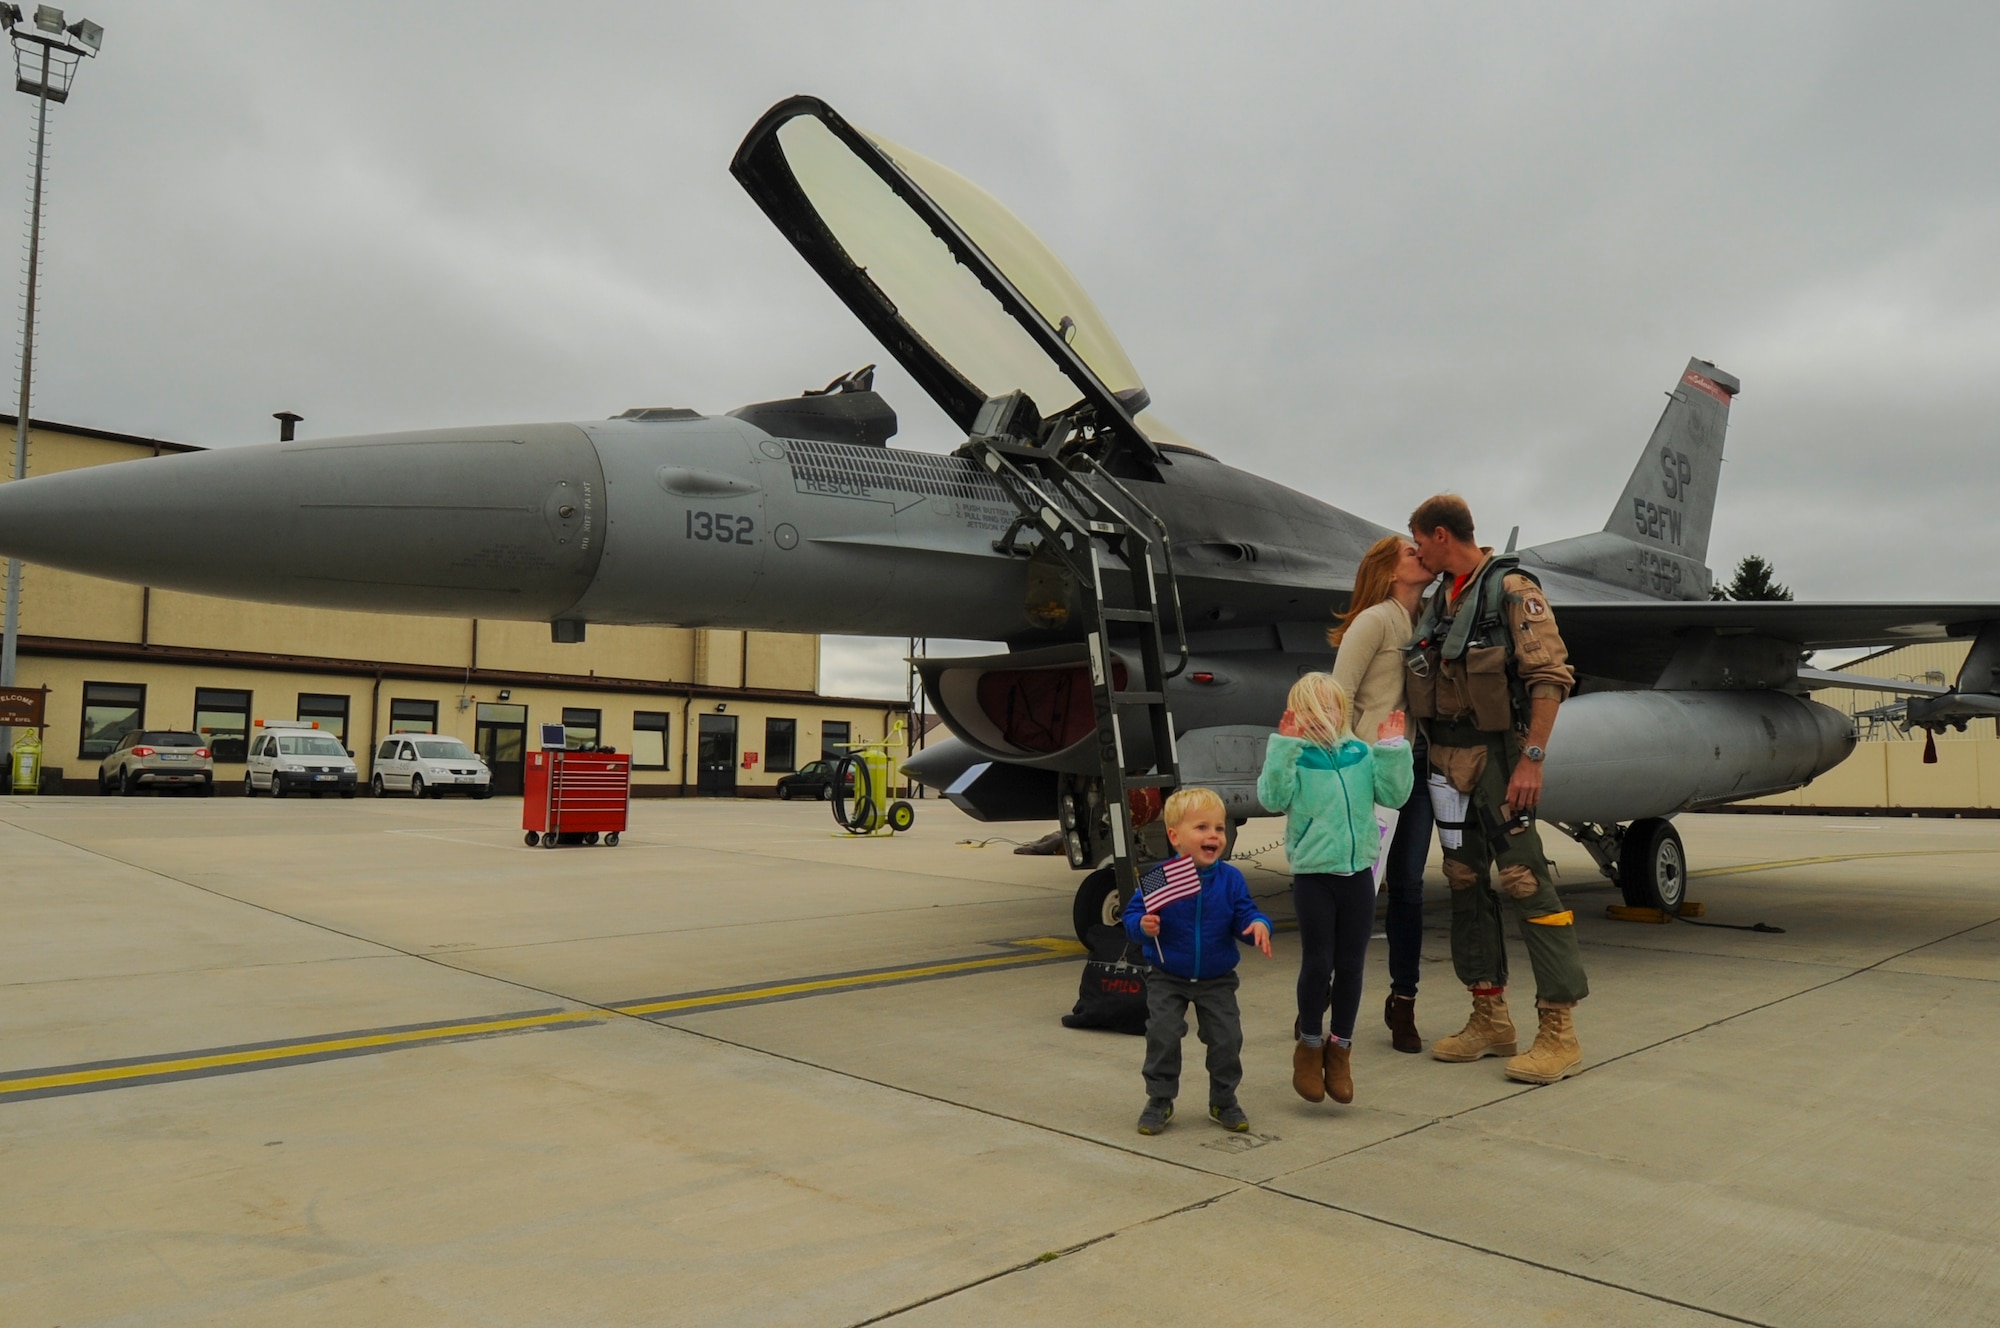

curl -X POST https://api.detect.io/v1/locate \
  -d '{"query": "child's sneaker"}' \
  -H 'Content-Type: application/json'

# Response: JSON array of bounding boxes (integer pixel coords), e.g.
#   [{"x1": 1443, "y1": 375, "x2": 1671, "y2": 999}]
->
[
  {"x1": 1136, "y1": 1097, "x2": 1175, "y2": 1134},
  {"x1": 1209, "y1": 1101, "x2": 1250, "y2": 1132}
]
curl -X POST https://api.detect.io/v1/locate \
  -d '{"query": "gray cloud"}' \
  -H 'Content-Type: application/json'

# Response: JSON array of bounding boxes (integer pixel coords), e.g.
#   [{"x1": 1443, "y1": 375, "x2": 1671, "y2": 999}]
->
[{"x1": 17, "y1": 3, "x2": 1999, "y2": 696}]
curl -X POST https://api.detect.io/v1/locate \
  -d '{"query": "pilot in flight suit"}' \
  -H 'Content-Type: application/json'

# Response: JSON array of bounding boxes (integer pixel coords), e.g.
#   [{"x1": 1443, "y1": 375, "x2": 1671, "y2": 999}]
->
[{"x1": 1405, "y1": 495, "x2": 1589, "y2": 1085}]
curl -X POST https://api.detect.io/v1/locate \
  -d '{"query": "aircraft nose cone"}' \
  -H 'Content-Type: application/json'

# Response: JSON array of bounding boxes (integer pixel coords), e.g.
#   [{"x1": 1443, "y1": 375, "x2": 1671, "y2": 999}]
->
[{"x1": 0, "y1": 423, "x2": 607, "y2": 618}]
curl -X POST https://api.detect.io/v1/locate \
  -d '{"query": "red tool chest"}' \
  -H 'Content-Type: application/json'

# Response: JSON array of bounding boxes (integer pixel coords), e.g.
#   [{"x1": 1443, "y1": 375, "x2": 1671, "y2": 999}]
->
[{"x1": 522, "y1": 750, "x2": 630, "y2": 847}]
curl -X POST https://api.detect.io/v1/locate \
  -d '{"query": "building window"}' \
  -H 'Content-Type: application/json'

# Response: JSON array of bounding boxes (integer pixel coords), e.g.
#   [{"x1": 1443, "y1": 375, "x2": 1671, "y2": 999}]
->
[
  {"x1": 297, "y1": 693, "x2": 350, "y2": 746},
  {"x1": 765, "y1": 717, "x2": 797, "y2": 772},
  {"x1": 193, "y1": 688, "x2": 253, "y2": 762},
  {"x1": 389, "y1": 698, "x2": 438, "y2": 734},
  {"x1": 632, "y1": 711, "x2": 671, "y2": 770},
  {"x1": 562, "y1": 707, "x2": 602, "y2": 750},
  {"x1": 821, "y1": 721, "x2": 851, "y2": 760},
  {"x1": 79, "y1": 682, "x2": 145, "y2": 761}
]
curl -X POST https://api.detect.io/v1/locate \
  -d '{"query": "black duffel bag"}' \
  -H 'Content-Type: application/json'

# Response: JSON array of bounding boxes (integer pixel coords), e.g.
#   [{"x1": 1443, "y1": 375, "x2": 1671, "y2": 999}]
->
[{"x1": 1060, "y1": 923, "x2": 1150, "y2": 1035}]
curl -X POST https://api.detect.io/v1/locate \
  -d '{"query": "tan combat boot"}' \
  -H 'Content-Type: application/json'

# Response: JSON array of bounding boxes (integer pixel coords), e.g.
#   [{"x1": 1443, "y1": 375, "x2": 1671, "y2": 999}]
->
[
  {"x1": 1293, "y1": 1039, "x2": 1326, "y2": 1102},
  {"x1": 1430, "y1": 991, "x2": 1518, "y2": 1062},
  {"x1": 1323, "y1": 1041, "x2": 1354, "y2": 1104},
  {"x1": 1505, "y1": 1006, "x2": 1583, "y2": 1084}
]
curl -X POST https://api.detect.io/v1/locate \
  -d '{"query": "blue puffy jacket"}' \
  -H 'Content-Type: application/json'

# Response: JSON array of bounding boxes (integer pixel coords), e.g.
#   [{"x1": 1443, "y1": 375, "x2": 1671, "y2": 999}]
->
[{"x1": 1121, "y1": 859, "x2": 1270, "y2": 981}]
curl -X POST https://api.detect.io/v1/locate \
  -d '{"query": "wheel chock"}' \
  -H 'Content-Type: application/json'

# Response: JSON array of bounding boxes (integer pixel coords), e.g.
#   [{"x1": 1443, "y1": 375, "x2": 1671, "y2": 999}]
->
[{"x1": 1677, "y1": 902, "x2": 1705, "y2": 917}]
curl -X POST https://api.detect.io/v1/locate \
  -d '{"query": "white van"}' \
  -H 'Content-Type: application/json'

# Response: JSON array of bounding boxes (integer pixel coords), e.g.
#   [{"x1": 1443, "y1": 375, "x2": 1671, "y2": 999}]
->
[
  {"x1": 370, "y1": 734, "x2": 492, "y2": 798},
  {"x1": 244, "y1": 720, "x2": 359, "y2": 797}
]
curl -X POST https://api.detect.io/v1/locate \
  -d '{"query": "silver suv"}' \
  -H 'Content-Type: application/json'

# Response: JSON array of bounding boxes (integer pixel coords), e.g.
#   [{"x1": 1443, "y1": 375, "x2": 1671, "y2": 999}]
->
[{"x1": 98, "y1": 731, "x2": 214, "y2": 796}]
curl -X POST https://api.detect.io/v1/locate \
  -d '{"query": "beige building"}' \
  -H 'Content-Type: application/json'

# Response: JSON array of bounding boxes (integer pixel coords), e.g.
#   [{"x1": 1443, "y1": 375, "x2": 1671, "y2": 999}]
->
[{"x1": 3, "y1": 417, "x2": 910, "y2": 796}]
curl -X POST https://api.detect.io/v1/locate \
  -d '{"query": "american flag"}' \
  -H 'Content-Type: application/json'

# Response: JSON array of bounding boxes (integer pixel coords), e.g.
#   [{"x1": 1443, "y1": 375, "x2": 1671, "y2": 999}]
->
[{"x1": 1142, "y1": 855, "x2": 1203, "y2": 913}]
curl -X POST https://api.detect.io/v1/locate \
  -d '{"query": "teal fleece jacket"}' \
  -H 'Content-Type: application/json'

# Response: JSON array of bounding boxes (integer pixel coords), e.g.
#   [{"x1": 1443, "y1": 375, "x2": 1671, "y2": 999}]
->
[{"x1": 1257, "y1": 734, "x2": 1415, "y2": 875}]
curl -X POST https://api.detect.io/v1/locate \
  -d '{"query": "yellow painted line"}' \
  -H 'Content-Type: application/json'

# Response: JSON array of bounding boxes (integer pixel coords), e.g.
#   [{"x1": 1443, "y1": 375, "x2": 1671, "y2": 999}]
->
[
  {"x1": 611, "y1": 937, "x2": 1085, "y2": 1018},
  {"x1": 1, "y1": 936, "x2": 1094, "y2": 1103},
  {"x1": 1689, "y1": 848, "x2": 2000, "y2": 880},
  {"x1": 0, "y1": 1009, "x2": 599, "y2": 1099}
]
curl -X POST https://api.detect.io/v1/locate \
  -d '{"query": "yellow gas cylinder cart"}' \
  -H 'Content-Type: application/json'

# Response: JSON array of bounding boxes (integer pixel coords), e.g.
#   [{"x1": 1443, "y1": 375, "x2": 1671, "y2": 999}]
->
[
  {"x1": 10, "y1": 729, "x2": 43, "y2": 794},
  {"x1": 831, "y1": 721, "x2": 915, "y2": 835}
]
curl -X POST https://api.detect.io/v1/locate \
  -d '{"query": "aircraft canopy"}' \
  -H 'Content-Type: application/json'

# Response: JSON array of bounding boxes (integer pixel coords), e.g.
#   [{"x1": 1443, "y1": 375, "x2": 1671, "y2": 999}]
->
[{"x1": 733, "y1": 97, "x2": 1160, "y2": 454}]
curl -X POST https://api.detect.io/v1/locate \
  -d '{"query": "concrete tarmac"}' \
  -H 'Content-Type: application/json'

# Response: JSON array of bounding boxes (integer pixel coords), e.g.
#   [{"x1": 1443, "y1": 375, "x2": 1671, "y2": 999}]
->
[{"x1": 2, "y1": 793, "x2": 1996, "y2": 1326}]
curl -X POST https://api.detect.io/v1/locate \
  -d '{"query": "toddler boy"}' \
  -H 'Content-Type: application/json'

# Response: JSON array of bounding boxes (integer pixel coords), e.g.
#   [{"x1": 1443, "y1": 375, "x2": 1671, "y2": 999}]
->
[{"x1": 1122, "y1": 786, "x2": 1273, "y2": 1134}]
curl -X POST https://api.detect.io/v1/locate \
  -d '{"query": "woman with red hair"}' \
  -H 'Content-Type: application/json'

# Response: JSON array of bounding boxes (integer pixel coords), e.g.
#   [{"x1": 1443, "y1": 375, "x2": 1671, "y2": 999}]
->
[{"x1": 1330, "y1": 534, "x2": 1438, "y2": 1052}]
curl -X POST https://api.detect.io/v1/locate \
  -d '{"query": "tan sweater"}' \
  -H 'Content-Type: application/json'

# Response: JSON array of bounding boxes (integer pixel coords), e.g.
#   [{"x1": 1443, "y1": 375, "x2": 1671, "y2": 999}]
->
[{"x1": 1331, "y1": 599, "x2": 1416, "y2": 742}]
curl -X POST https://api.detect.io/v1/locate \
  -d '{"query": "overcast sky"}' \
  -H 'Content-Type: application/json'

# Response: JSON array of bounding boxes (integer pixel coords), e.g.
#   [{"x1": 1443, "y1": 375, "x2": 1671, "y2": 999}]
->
[{"x1": 18, "y1": 2, "x2": 1999, "y2": 696}]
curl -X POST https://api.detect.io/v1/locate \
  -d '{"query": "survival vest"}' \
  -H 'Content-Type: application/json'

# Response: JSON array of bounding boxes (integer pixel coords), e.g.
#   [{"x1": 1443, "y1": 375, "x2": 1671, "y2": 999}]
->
[{"x1": 1405, "y1": 552, "x2": 1541, "y2": 731}]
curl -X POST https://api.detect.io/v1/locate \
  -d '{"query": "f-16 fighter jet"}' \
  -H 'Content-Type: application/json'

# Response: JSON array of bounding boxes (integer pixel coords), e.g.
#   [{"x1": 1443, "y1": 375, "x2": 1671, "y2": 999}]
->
[{"x1": 2, "y1": 96, "x2": 1995, "y2": 937}]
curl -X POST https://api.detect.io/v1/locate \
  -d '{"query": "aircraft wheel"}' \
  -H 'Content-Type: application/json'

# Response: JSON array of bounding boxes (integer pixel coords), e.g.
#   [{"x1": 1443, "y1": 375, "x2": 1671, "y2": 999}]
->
[
  {"x1": 1071, "y1": 866, "x2": 1123, "y2": 945},
  {"x1": 1618, "y1": 818, "x2": 1687, "y2": 913},
  {"x1": 887, "y1": 800, "x2": 915, "y2": 833},
  {"x1": 604, "y1": 832, "x2": 620, "y2": 846}
]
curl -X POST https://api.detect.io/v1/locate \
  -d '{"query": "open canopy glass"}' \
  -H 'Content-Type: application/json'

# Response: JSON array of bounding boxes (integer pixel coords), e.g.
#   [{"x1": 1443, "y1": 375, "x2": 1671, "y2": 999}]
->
[{"x1": 734, "y1": 97, "x2": 1164, "y2": 456}]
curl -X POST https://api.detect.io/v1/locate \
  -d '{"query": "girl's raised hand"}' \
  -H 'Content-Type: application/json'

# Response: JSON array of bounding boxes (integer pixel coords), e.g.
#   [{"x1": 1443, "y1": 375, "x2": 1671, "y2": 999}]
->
[
  {"x1": 1377, "y1": 710, "x2": 1407, "y2": 742},
  {"x1": 1278, "y1": 708, "x2": 1303, "y2": 738}
]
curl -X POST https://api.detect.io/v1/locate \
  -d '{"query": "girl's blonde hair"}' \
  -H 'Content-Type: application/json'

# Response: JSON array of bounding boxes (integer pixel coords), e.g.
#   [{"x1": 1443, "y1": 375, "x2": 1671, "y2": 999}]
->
[
  {"x1": 1328, "y1": 534, "x2": 1409, "y2": 646},
  {"x1": 1287, "y1": 672, "x2": 1352, "y2": 749}
]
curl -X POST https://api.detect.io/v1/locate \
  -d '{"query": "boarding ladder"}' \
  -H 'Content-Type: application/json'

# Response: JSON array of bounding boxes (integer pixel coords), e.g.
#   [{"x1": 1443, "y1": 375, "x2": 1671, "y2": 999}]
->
[{"x1": 962, "y1": 393, "x2": 1190, "y2": 914}]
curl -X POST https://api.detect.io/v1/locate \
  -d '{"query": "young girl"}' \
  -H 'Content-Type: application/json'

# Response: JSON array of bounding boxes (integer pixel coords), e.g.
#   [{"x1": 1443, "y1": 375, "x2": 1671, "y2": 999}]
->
[{"x1": 1258, "y1": 673, "x2": 1414, "y2": 1106}]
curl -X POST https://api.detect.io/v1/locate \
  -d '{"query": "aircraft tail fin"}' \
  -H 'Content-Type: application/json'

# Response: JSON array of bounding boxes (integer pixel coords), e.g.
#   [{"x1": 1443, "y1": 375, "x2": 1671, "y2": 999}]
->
[{"x1": 1604, "y1": 358, "x2": 1737, "y2": 568}]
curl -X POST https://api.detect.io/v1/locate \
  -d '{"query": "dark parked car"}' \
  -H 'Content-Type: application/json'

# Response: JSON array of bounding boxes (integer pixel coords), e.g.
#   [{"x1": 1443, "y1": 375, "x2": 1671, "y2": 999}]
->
[
  {"x1": 98, "y1": 731, "x2": 214, "y2": 795},
  {"x1": 775, "y1": 759, "x2": 856, "y2": 801}
]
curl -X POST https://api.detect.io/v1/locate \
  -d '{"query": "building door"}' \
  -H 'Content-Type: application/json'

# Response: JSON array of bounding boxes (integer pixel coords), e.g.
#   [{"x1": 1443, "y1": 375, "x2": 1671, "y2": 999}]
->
[
  {"x1": 475, "y1": 703, "x2": 528, "y2": 796},
  {"x1": 697, "y1": 714, "x2": 738, "y2": 796}
]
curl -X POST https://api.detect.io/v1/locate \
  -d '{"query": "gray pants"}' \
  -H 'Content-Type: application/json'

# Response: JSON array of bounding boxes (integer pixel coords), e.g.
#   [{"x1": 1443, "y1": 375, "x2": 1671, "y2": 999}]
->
[{"x1": 1142, "y1": 969, "x2": 1244, "y2": 1106}]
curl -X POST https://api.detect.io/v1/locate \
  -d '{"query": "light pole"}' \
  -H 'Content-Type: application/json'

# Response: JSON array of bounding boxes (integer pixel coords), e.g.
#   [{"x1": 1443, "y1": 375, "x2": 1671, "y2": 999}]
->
[{"x1": 0, "y1": 5, "x2": 99, "y2": 753}]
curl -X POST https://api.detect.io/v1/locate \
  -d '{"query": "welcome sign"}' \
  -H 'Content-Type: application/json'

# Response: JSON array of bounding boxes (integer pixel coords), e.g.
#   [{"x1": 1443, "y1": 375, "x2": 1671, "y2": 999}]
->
[{"x1": 0, "y1": 687, "x2": 47, "y2": 728}]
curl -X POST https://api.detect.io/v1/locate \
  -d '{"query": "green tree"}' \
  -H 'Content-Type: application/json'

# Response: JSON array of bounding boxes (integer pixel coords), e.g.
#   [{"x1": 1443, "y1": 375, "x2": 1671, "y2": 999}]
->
[{"x1": 1709, "y1": 554, "x2": 1793, "y2": 601}]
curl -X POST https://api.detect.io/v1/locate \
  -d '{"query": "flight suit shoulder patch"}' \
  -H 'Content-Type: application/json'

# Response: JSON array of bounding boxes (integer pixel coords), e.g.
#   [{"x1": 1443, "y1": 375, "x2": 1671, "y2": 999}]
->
[{"x1": 1503, "y1": 574, "x2": 1548, "y2": 620}]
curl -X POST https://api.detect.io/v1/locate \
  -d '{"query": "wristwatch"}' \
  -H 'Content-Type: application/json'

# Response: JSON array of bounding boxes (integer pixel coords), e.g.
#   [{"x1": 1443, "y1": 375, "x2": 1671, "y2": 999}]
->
[{"x1": 1522, "y1": 744, "x2": 1546, "y2": 763}]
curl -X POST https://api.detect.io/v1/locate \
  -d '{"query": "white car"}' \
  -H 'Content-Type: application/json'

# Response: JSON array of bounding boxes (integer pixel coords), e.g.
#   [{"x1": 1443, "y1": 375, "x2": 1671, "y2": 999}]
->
[
  {"x1": 244, "y1": 727, "x2": 359, "y2": 797},
  {"x1": 370, "y1": 735, "x2": 492, "y2": 798}
]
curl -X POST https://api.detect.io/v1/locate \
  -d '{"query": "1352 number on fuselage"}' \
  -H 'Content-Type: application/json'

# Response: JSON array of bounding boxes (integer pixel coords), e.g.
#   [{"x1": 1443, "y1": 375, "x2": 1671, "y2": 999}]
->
[{"x1": 686, "y1": 511, "x2": 755, "y2": 544}]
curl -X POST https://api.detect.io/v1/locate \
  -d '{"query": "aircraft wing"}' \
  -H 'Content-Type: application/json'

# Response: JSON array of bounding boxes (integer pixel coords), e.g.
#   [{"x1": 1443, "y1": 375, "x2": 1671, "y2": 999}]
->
[
  {"x1": 1556, "y1": 600, "x2": 1997, "y2": 649},
  {"x1": 1552, "y1": 599, "x2": 2000, "y2": 687}
]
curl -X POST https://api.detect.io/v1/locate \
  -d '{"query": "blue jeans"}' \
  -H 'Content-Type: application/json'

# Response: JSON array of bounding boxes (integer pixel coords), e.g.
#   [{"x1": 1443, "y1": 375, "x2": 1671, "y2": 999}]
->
[{"x1": 1382, "y1": 749, "x2": 1434, "y2": 998}]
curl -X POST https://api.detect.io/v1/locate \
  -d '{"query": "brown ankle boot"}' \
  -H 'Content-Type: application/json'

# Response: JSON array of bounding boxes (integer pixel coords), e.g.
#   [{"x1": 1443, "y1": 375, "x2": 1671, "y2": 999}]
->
[
  {"x1": 1430, "y1": 992, "x2": 1517, "y2": 1062},
  {"x1": 1292, "y1": 1038, "x2": 1326, "y2": 1102},
  {"x1": 1323, "y1": 1041, "x2": 1354, "y2": 1104},
  {"x1": 1504, "y1": 1006, "x2": 1582, "y2": 1084},
  {"x1": 1384, "y1": 994, "x2": 1422, "y2": 1054}
]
